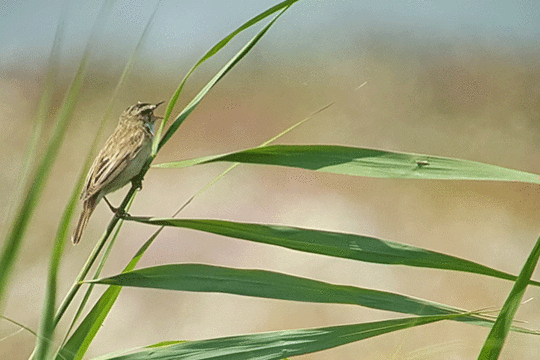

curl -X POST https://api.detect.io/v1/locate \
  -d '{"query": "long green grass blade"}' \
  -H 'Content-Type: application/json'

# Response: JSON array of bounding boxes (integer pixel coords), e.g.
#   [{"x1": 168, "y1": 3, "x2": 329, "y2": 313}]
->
[
  {"x1": 33, "y1": 1, "x2": 118, "y2": 358},
  {"x1": 54, "y1": 230, "x2": 159, "y2": 360},
  {"x1": 477, "y1": 235, "x2": 540, "y2": 359},
  {"x1": 92, "y1": 313, "x2": 464, "y2": 360},
  {"x1": 124, "y1": 218, "x2": 540, "y2": 287},
  {"x1": 156, "y1": 4, "x2": 294, "y2": 153},
  {"x1": 34, "y1": 189, "x2": 79, "y2": 360},
  {"x1": 154, "y1": 0, "x2": 299, "y2": 154},
  {"x1": 0, "y1": 315, "x2": 38, "y2": 339},
  {"x1": 3, "y1": 1, "x2": 65, "y2": 229},
  {"x1": 154, "y1": 145, "x2": 540, "y2": 183},
  {"x1": 0, "y1": 2, "x2": 67, "y2": 310},
  {"x1": 58, "y1": 199, "x2": 133, "y2": 353},
  {"x1": 89, "y1": 264, "x2": 538, "y2": 334}
]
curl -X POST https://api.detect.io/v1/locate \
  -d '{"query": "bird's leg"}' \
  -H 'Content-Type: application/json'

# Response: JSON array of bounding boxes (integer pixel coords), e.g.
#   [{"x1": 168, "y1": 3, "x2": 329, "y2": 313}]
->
[
  {"x1": 131, "y1": 175, "x2": 144, "y2": 191},
  {"x1": 103, "y1": 196, "x2": 130, "y2": 219}
]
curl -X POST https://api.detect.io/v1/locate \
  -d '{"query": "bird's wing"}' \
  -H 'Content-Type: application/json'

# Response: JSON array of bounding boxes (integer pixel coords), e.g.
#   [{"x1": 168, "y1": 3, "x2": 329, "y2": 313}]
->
[{"x1": 81, "y1": 127, "x2": 146, "y2": 201}]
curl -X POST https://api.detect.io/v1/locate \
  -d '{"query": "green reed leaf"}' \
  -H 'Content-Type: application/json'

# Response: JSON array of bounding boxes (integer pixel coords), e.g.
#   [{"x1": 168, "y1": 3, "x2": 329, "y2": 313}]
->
[
  {"x1": 124, "y1": 218, "x2": 540, "y2": 287},
  {"x1": 92, "y1": 313, "x2": 465, "y2": 360},
  {"x1": 90, "y1": 264, "x2": 538, "y2": 335},
  {"x1": 155, "y1": 144, "x2": 540, "y2": 184},
  {"x1": 477, "y1": 235, "x2": 540, "y2": 359}
]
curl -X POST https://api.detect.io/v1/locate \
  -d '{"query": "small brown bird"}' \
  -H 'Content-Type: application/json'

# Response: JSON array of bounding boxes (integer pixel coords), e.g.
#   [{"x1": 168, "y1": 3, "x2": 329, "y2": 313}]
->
[{"x1": 72, "y1": 101, "x2": 164, "y2": 244}]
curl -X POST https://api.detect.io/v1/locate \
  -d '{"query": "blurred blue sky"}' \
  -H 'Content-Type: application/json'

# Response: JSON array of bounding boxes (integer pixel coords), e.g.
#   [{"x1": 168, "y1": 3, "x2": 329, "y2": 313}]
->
[{"x1": 1, "y1": 0, "x2": 538, "y2": 67}]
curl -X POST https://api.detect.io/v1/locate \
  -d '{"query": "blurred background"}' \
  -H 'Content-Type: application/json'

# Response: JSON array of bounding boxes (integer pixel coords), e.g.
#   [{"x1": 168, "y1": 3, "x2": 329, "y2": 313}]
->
[{"x1": 2, "y1": 0, "x2": 540, "y2": 359}]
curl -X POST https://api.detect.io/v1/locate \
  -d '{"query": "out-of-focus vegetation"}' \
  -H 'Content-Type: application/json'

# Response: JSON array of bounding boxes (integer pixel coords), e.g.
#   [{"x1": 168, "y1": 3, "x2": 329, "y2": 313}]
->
[{"x1": 1, "y1": 7, "x2": 540, "y2": 359}]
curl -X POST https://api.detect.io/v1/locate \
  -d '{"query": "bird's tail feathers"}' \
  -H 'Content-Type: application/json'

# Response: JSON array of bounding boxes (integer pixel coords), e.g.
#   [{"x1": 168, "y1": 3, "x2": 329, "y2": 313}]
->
[{"x1": 72, "y1": 196, "x2": 97, "y2": 245}]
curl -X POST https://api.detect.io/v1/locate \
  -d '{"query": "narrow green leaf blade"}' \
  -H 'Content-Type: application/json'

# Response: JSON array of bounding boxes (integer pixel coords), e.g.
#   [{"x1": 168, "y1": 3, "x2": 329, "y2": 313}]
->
[
  {"x1": 477, "y1": 235, "x2": 540, "y2": 359},
  {"x1": 157, "y1": 5, "x2": 293, "y2": 151},
  {"x1": 93, "y1": 314, "x2": 460, "y2": 360},
  {"x1": 126, "y1": 218, "x2": 540, "y2": 287},
  {"x1": 33, "y1": 1, "x2": 118, "y2": 358},
  {"x1": 154, "y1": 145, "x2": 540, "y2": 184},
  {"x1": 154, "y1": 0, "x2": 299, "y2": 154},
  {"x1": 0, "y1": 1, "x2": 67, "y2": 309},
  {"x1": 90, "y1": 264, "x2": 538, "y2": 334},
  {"x1": 54, "y1": 231, "x2": 159, "y2": 360}
]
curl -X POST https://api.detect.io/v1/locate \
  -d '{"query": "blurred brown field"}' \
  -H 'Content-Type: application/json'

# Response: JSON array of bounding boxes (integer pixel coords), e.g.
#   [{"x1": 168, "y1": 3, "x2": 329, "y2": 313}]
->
[{"x1": 1, "y1": 25, "x2": 540, "y2": 360}]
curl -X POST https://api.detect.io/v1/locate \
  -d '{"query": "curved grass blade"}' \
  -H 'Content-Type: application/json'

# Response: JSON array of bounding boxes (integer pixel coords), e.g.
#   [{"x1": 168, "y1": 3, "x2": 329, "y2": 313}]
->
[
  {"x1": 54, "y1": 229, "x2": 159, "y2": 360},
  {"x1": 124, "y1": 218, "x2": 540, "y2": 287},
  {"x1": 0, "y1": 1, "x2": 69, "y2": 309},
  {"x1": 32, "y1": 1, "x2": 118, "y2": 358},
  {"x1": 0, "y1": 314, "x2": 38, "y2": 339},
  {"x1": 154, "y1": 145, "x2": 540, "y2": 184},
  {"x1": 57, "y1": 198, "x2": 133, "y2": 354},
  {"x1": 154, "y1": 0, "x2": 299, "y2": 154},
  {"x1": 3, "y1": 2, "x2": 65, "y2": 227},
  {"x1": 156, "y1": 4, "x2": 294, "y2": 153},
  {"x1": 477, "y1": 235, "x2": 540, "y2": 359},
  {"x1": 92, "y1": 313, "x2": 466, "y2": 360},
  {"x1": 89, "y1": 264, "x2": 538, "y2": 334}
]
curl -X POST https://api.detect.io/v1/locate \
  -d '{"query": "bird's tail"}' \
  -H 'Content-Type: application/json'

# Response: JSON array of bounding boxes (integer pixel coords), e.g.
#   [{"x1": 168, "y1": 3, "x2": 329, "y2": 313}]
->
[{"x1": 72, "y1": 196, "x2": 97, "y2": 245}]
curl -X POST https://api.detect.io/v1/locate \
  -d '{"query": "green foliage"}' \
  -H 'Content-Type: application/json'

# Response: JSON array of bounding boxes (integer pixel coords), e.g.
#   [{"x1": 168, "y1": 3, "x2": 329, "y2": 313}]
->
[
  {"x1": 92, "y1": 314, "x2": 469, "y2": 360},
  {"x1": 90, "y1": 263, "x2": 534, "y2": 332},
  {"x1": 126, "y1": 217, "x2": 538, "y2": 285},
  {"x1": 155, "y1": 144, "x2": 540, "y2": 183},
  {"x1": 477, "y1": 235, "x2": 540, "y2": 359},
  {"x1": 2, "y1": 1, "x2": 539, "y2": 360}
]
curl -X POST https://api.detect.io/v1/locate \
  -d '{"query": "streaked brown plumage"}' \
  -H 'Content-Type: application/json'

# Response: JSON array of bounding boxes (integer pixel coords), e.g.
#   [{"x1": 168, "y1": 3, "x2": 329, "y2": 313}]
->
[{"x1": 72, "y1": 101, "x2": 163, "y2": 244}]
